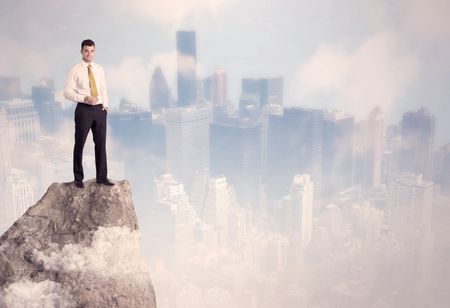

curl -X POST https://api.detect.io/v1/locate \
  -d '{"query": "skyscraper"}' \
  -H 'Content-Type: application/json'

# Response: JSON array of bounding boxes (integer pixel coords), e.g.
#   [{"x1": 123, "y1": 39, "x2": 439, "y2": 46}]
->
[
  {"x1": 0, "y1": 77, "x2": 21, "y2": 100},
  {"x1": 239, "y1": 77, "x2": 283, "y2": 119},
  {"x1": 365, "y1": 106, "x2": 384, "y2": 188},
  {"x1": 166, "y1": 103, "x2": 212, "y2": 190},
  {"x1": 210, "y1": 118, "x2": 262, "y2": 207},
  {"x1": 150, "y1": 66, "x2": 172, "y2": 112},
  {"x1": 150, "y1": 174, "x2": 198, "y2": 267},
  {"x1": 267, "y1": 108, "x2": 323, "y2": 203},
  {"x1": 176, "y1": 31, "x2": 197, "y2": 107},
  {"x1": 290, "y1": 174, "x2": 314, "y2": 250},
  {"x1": 400, "y1": 108, "x2": 435, "y2": 181},
  {"x1": 32, "y1": 78, "x2": 62, "y2": 134},
  {"x1": 387, "y1": 173, "x2": 433, "y2": 238},
  {"x1": 322, "y1": 110, "x2": 354, "y2": 199},
  {"x1": 0, "y1": 99, "x2": 40, "y2": 143}
]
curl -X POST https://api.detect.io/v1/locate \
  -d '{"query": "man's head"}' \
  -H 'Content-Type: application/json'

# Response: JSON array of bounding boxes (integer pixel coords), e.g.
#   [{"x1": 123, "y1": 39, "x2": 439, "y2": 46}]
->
[{"x1": 81, "y1": 39, "x2": 95, "y2": 63}]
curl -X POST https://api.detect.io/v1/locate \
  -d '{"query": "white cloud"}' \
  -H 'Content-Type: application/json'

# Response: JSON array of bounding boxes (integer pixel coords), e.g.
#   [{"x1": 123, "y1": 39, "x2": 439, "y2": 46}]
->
[
  {"x1": 33, "y1": 226, "x2": 149, "y2": 278},
  {"x1": 1, "y1": 279, "x2": 75, "y2": 308},
  {"x1": 102, "y1": 0, "x2": 236, "y2": 29},
  {"x1": 295, "y1": 31, "x2": 419, "y2": 118}
]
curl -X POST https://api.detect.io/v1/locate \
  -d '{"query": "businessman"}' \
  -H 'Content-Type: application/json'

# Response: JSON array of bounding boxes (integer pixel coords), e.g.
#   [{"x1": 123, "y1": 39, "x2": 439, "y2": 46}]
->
[{"x1": 64, "y1": 39, "x2": 114, "y2": 188}]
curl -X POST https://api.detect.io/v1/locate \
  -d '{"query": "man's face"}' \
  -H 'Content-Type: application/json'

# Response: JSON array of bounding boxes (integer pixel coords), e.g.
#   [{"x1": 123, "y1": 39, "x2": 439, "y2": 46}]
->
[{"x1": 81, "y1": 45, "x2": 95, "y2": 63}]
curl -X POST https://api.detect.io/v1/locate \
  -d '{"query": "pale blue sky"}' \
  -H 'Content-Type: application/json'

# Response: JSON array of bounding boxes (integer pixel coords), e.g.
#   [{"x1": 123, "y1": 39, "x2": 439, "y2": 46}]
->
[{"x1": 1, "y1": 0, "x2": 449, "y2": 141}]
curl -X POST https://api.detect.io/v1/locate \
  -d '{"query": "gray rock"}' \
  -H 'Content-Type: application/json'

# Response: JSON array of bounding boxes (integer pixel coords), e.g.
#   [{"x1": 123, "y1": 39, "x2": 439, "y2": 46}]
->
[{"x1": 0, "y1": 179, "x2": 157, "y2": 307}]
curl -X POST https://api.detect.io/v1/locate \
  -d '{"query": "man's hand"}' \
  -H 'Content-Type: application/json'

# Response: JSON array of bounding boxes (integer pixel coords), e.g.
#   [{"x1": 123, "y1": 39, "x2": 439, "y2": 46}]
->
[
  {"x1": 102, "y1": 105, "x2": 108, "y2": 112},
  {"x1": 84, "y1": 96, "x2": 99, "y2": 105}
]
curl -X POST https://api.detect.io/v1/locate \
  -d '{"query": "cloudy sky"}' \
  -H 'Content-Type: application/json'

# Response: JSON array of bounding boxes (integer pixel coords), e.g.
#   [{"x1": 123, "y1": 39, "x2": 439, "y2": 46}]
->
[{"x1": 1, "y1": 0, "x2": 450, "y2": 141}]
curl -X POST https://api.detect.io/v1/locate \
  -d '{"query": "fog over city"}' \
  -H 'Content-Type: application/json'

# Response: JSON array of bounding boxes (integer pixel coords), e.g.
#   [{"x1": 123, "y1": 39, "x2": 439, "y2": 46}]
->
[{"x1": 1, "y1": 0, "x2": 450, "y2": 307}]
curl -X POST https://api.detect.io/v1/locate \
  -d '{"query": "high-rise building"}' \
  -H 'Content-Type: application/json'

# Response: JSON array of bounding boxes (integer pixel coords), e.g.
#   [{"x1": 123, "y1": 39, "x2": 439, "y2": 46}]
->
[
  {"x1": 10, "y1": 168, "x2": 36, "y2": 222},
  {"x1": 365, "y1": 107, "x2": 384, "y2": 188},
  {"x1": 200, "y1": 70, "x2": 233, "y2": 119},
  {"x1": 0, "y1": 109, "x2": 12, "y2": 232},
  {"x1": 267, "y1": 107, "x2": 323, "y2": 203},
  {"x1": 32, "y1": 78, "x2": 63, "y2": 134},
  {"x1": 210, "y1": 118, "x2": 262, "y2": 207},
  {"x1": 150, "y1": 66, "x2": 172, "y2": 112},
  {"x1": 322, "y1": 110, "x2": 354, "y2": 199},
  {"x1": 239, "y1": 77, "x2": 283, "y2": 119},
  {"x1": 176, "y1": 31, "x2": 197, "y2": 107},
  {"x1": 434, "y1": 144, "x2": 450, "y2": 197},
  {"x1": 0, "y1": 77, "x2": 21, "y2": 100},
  {"x1": 387, "y1": 173, "x2": 433, "y2": 238},
  {"x1": 165, "y1": 103, "x2": 212, "y2": 190},
  {"x1": 201, "y1": 176, "x2": 234, "y2": 245},
  {"x1": 109, "y1": 101, "x2": 152, "y2": 150},
  {"x1": 400, "y1": 108, "x2": 435, "y2": 181},
  {"x1": 290, "y1": 174, "x2": 314, "y2": 250},
  {"x1": 150, "y1": 174, "x2": 198, "y2": 267},
  {"x1": 0, "y1": 99, "x2": 40, "y2": 143}
]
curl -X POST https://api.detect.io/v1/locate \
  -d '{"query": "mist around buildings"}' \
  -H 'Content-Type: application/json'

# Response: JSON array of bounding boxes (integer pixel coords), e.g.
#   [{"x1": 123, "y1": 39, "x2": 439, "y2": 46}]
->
[{"x1": 1, "y1": 30, "x2": 449, "y2": 308}]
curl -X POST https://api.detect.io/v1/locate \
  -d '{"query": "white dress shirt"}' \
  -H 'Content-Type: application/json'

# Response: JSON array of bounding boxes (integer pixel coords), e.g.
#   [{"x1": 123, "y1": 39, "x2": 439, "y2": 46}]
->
[{"x1": 63, "y1": 61, "x2": 108, "y2": 108}]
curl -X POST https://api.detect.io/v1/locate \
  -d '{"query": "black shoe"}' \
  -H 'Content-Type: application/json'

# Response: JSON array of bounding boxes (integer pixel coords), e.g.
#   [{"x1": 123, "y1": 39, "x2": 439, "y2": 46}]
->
[
  {"x1": 96, "y1": 179, "x2": 115, "y2": 186},
  {"x1": 74, "y1": 181, "x2": 84, "y2": 188}
]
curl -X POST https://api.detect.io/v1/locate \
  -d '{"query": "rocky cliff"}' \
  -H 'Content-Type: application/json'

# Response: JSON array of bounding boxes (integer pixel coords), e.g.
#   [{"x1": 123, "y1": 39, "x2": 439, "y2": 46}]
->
[{"x1": 0, "y1": 179, "x2": 156, "y2": 307}]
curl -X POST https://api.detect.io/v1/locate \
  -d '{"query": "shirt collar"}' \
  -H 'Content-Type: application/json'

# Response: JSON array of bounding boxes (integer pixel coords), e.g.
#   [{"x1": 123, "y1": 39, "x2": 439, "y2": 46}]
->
[{"x1": 81, "y1": 60, "x2": 95, "y2": 68}]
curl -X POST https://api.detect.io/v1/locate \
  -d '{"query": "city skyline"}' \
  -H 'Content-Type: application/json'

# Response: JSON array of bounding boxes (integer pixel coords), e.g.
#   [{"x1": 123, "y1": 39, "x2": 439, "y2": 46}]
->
[{"x1": 1, "y1": 1, "x2": 450, "y2": 307}]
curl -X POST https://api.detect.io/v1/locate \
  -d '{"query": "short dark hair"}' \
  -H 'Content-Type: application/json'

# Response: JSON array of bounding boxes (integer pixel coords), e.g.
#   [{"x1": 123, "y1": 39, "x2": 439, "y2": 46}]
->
[{"x1": 81, "y1": 39, "x2": 95, "y2": 49}]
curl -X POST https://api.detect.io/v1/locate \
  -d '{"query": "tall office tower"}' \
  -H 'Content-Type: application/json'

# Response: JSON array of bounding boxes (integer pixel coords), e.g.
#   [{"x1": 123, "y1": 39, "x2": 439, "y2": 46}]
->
[
  {"x1": 290, "y1": 174, "x2": 314, "y2": 250},
  {"x1": 0, "y1": 110, "x2": 11, "y2": 181},
  {"x1": 150, "y1": 66, "x2": 172, "y2": 112},
  {"x1": 322, "y1": 110, "x2": 354, "y2": 199},
  {"x1": 10, "y1": 169, "x2": 36, "y2": 222},
  {"x1": 202, "y1": 176, "x2": 234, "y2": 245},
  {"x1": 176, "y1": 31, "x2": 197, "y2": 107},
  {"x1": 0, "y1": 99, "x2": 40, "y2": 143},
  {"x1": 32, "y1": 78, "x2": 62, "y2": 134},
  {"x1": 387, "y1": 173, "x2": 433, "y2": 238},
  {"x1": 150, "y1": 174, "x2": 198, "y2": 266},
  {"x1": 365, "y1": 107, "x2": 384, "y2": 188},
  {"x1": 239, "y1": 77, "x2": 283, "y2": 119},
  {"x1": 210, "y1": 118, "x2": 262, "y2": 207},
  {"x1": 211, "y1": 68, "x2": 227, "y2": 107},
  {"x1": 166, "y1": 103, "x2": 212, "y2": 191},
  {"x1": 400, "y1": 108, "x2": 435, "y2": 181},
  {"x1": 0, "y1": 110, "x2": 12, "y2": 232},
  {"x1": 433, "y1": 144, "x2": 450, "y2": 197},
  {"x1": 109, "y1": 102, "x2": 152, "y2": 150},
  {"x1": 0, "y1": 77, "x2": 21, "y2": 100},
  {"x1": 267, "y1": 107, "x2": 323, "y2": 203}
]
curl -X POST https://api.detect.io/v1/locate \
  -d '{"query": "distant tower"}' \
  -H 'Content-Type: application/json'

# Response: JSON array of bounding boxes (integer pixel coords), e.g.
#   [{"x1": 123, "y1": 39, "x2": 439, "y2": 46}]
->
[
  {"x1": 0, "y1": 77, "x2": 21, "y2": 100},
  {"x1": 32, "y1": 78, "x2": 62, "y2": 134},
  {"x1": 400, "y1": 108, "x2": 435, "y2": 181},
  {"x1": 211, "y1": 69, "x2": 227, "y2": 107},
  {"x1": 0, "y1": 99, "x2": 40, "y2": 143},
  {"x1": 322, "y1": 110, "x2": 354, "y2": 199},
  {"x1": 290, "y1": 174, "x2": 314, "y2": 250},
  {"x1": 388, "y1": 173, "x2": 433, "y2": 238},
  {"x1": 165, "y1": 103, "x2": 212, "y2": 190},
  {"x1": 210, "y1": 118, "x2": 262, "y2": 207},
  {"x1": 150, "y1": 174, "x2": 198, "y2": 266},
  {"x1": 149, "y1": 66, "x2": 171, "y2": 112},
  {"x1": 239, "y1": 77, "x2": 283, "y2": 119},
  {"x1": 365, "y1": 106, "x2": 384, "y2": 188},
  {"x1": 267, "y1": 107, "x2": 323, "y2": 202},
  {"x1": 176, "y1": 31, "x2": 197, "y2": 107}
]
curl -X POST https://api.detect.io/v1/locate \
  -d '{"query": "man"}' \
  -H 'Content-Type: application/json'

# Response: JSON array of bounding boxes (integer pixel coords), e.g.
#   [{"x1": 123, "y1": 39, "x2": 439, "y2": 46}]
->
[{"x1": 64, "y1": 39, "x2": 114, "y2": 188}]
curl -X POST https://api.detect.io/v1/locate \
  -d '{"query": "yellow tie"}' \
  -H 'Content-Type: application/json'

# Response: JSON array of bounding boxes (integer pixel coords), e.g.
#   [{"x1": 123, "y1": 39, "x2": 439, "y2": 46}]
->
[{"x1": 88, "y1": 65, "x2": 99, "y2": 97}]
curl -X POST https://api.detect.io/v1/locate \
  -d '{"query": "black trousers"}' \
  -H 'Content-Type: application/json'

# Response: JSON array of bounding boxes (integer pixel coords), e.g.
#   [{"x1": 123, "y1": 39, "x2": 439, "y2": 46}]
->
[{"x1": 73, "y1": 103, "x2": 108, "y2": 182}]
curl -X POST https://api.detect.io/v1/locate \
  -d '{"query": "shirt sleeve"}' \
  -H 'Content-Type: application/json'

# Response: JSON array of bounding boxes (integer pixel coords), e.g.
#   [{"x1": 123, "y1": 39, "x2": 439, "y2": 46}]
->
[
  {"x1": 99, "y1": 67, "x2": 108, "y2": 108},
  {"x1": 63, "y1": 67, "x2": 85, "y2": 103}
]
